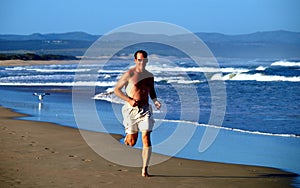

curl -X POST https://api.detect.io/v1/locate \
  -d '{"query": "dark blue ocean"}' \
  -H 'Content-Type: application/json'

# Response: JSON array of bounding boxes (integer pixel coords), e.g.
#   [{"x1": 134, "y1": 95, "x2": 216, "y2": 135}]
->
[{"x1": 0, "y1": 57, "x2": 300, "y2": 186}]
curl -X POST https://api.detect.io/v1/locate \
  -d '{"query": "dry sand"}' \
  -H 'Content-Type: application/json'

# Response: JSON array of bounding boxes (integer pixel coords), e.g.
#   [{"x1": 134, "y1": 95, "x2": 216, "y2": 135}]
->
[{"x1": 0, "y1": 106, "x2": 297, "y2": 188}]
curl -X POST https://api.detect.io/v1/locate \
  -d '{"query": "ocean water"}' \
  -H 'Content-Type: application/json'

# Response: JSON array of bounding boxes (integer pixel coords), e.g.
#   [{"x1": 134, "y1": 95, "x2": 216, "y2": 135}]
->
[{"x1": 0, "y1": 57, "x2": 300, "y2": 186}]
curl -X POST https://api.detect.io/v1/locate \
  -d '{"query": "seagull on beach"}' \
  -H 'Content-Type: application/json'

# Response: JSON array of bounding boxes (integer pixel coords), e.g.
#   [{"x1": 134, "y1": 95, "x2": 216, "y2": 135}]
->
[{"x1": 33, "y1": 93, "x2": 50, "y2": 101}]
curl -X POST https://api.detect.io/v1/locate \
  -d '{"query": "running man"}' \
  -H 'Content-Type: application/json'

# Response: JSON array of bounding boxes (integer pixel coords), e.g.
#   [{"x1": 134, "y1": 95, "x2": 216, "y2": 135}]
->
[{"x1": 114, "y1": 50, "x2": 161, "y2": 177}]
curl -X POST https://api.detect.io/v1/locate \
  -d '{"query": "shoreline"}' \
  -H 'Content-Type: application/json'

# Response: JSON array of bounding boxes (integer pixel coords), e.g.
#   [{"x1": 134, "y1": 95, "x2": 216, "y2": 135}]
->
[{"x1": 0, "y1": 106, "x2": 297, "y2": 187}]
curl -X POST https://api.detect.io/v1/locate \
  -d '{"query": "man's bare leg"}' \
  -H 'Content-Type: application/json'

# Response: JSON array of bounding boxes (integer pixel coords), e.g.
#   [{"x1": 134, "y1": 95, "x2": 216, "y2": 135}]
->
[
  {"x1": 142, "y1": 131, "x2": 152, "y2": 177},
  {"x1": 142, "y1": 146, "x2": 152, "y2": 177}
]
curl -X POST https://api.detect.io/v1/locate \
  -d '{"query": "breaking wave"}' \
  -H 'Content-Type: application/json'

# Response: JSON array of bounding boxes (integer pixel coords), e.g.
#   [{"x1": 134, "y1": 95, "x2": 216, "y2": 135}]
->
[
  {"x1": 271, "y1": 60, "x2": 300, "y2": 67},
  {"x1": 222, "y1": 73, "x2": 300, "y2": 82}
]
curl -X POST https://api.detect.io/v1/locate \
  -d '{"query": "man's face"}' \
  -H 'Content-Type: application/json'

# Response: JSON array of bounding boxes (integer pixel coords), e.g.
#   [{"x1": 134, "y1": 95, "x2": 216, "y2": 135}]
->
[{"x1": 135, "y1": 53, "x2": 148, "y2": 69}]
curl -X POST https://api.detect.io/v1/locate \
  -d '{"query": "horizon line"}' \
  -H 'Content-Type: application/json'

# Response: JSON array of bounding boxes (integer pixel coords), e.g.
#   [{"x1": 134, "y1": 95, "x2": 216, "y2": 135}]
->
[{"x1": 0, "y1": 29, "x2": 299, "y2": 36}]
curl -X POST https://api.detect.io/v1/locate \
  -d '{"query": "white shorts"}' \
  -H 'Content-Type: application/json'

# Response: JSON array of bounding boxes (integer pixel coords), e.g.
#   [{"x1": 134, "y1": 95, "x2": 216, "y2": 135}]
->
[{"x1": 122, "y1": 103, "x2": 155, "y2": 134}]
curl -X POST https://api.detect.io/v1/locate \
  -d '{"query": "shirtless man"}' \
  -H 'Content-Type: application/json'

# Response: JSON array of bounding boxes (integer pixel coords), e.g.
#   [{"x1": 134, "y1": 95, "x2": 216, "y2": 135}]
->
[{"x1": 114, "y1": 50, "x2": 161, "y2": 177}]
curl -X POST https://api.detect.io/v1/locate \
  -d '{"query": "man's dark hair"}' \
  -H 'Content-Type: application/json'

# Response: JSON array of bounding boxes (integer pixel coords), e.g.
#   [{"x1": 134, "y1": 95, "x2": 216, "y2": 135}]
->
[{"x1": 134, "y1": 50, "x2": 148, "y2": 59}]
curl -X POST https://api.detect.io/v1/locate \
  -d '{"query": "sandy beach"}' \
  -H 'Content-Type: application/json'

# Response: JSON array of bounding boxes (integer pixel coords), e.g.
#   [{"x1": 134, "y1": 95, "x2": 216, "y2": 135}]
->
[{"x1": 0, "y1": 106, "x2": 297, "y2": 188}]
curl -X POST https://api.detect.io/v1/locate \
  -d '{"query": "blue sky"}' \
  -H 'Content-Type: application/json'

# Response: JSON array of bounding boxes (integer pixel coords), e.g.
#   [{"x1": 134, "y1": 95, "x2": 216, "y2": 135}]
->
[{"x1": 1, "y1": 0, "x2": 299, "y2": 35}]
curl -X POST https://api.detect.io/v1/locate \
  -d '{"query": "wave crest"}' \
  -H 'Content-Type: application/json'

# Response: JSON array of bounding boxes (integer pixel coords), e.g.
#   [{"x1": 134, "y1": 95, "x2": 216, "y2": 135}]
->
[{"x1": 271, "y1": 60, "x2": 300, "y2": 67}]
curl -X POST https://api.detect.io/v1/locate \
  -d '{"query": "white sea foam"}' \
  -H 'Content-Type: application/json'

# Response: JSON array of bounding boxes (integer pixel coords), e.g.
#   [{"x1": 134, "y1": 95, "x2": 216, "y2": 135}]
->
[
  {"x1": 271, "y1": 60, "x2": 300, "y2": 67},
  {"x1": 103, "y1": 74, "x2": 111, "y2": 79},
  {"x1": 5, "y1": 65, "x2": 92, "y2": 73},
  {"x1": 0, "y1": 81, "x2": 116, "y2": 87},
  {"x1": 98, "y1": 69, "x2": 124, "y2": 73},
  {"x1": 27, "y1": 68, "x2": 92, "y2": 73},
  {"x1": 5, "y1": 67, "x2": 27, "y2": 71},
  {"x1": 220, "y1": 67, "x2": 249, "y2": 73},
  {"x1": 93, "y1": 89, "x2": 124, "y2": 104},
  {"x1": 168, "y1": 79, "x2": 202, "y2": 84},
  {"x1": 0, "y1": 74, "x2": 74, "y2": 81},
  {"x1": 222, "y1": 73, "x2": 300, "y2": 82},
  {"x1": 255, "y1": 66, "x2": 267, "y2": 71},
  {"x1": 148, "y1": 65, "x2": 249, "y2": 73},
  {"x1": 154, "y1": 75, "x2": 203, "y2": 84},
  {"x1": 210, "y1": 73, "x2": 223, "y2": 80},
  {"x1": 155, "y1": 119, "x2": 300, "y2": 138}
]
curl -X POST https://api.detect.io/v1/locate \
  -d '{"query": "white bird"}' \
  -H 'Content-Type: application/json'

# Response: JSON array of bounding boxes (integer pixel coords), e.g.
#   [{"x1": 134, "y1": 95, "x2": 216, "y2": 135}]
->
[{"x1": 33, "y1": 93, "x2": 50, "y2": 101}]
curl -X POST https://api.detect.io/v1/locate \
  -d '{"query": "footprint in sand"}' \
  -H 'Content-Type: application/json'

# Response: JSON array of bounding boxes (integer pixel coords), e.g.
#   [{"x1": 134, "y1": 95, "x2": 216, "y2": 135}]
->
[
  {"x1": 29, "y1": 141, "x2": 37, "y2": 147},
  {"x1": 44, "y1": 147, "x2": 59, "y2": 154},
  {"x1": 81, "y1": 158, "x2": 92, "y2": 162},
  {"x1": 68, "y1": 154, "x2": 78, "y2": 158},
  {"x1": 20, "y1": 132, "x2": 29, "y2": 140},
  {"x1": 117, "y1": 169, "x2": 128, "y2": 172}
]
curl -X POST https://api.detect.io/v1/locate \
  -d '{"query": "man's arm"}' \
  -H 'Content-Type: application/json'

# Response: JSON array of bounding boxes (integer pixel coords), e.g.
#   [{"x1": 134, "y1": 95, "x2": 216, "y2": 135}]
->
[
  {"x1": 149, "y1": 76, "x2": 161, "y2": 110},
  {"x1": 114, "y1": 71, "x2": 137, "y2": 107},
  {"x1": 149, "y1": 76, "x2": 157, "y2": 100}
]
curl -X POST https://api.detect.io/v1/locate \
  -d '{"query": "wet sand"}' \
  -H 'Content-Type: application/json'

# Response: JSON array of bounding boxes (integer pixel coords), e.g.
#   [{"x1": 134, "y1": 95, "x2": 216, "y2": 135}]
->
[{"x1": 0, "y1": 106, "x2": 297, "y2": 188}]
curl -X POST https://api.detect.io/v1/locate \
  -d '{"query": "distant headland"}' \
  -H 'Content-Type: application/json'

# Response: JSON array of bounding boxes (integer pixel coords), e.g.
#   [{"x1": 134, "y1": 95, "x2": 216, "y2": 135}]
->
[
  {"x1": 0, "y1": 53, "x2": 79, "y2": 61},
  {"x1": 0, "y1": 30, "x2": 299, "y2": 59}
]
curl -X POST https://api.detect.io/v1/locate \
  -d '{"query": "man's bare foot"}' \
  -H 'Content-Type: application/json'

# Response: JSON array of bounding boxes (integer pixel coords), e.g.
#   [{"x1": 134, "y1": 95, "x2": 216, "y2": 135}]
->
[{"x1": 142, "y1": 167, "x2": 150, "y2": 177}]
